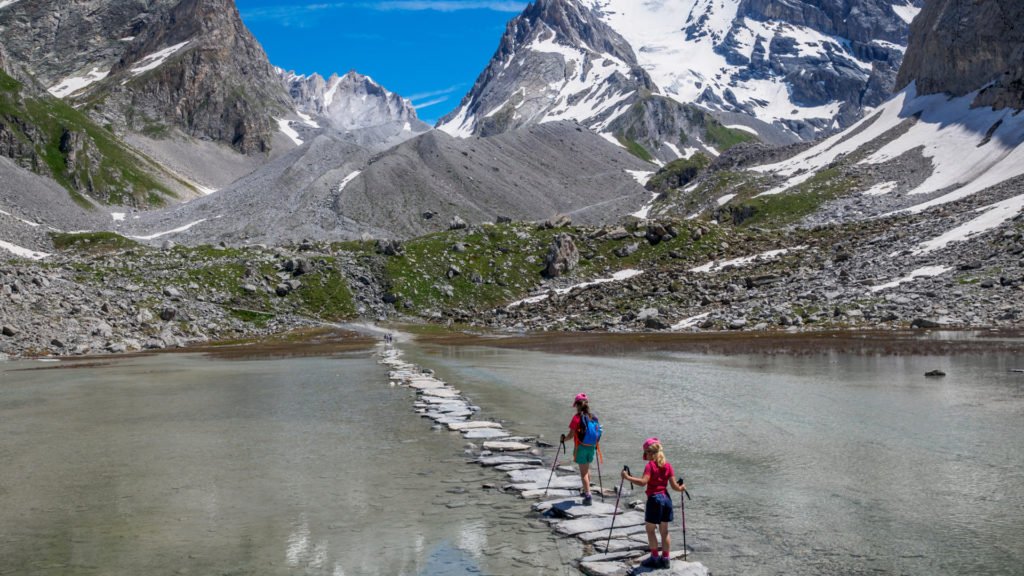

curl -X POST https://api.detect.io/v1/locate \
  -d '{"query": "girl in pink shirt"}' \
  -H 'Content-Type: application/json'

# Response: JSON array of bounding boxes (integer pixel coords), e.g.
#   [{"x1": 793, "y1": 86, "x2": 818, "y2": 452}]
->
[{"x1": 622, "y1": 437, "x2": 686, "y2": 569}]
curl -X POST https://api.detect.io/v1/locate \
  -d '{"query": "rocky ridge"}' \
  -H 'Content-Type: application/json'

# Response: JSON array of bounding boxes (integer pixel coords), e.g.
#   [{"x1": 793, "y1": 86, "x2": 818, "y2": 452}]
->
[
  {"x1": 896, "y1": 0, "x2": 1024, "y2": 110},
  {"x1": 0, "y1": 0, "x2": 292, "y2": 154},
  {"x1": 281, "y1": 69, "x2": 430, "y2": 134}
]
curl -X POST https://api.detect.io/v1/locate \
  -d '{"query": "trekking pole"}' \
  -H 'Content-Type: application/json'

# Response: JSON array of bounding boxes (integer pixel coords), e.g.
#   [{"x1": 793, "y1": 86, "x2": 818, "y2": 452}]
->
[
  {"x1": 543, "y1": 435, "x2": 567, "y2": 498},
  {"x1": 677, "y1": 476, "x2": 692, "y2": 559},
  {"x1": 605, "y1": 465, "x2": 630, "y2": 552},
  {"x1": 596, "y1": 450, "x2": 605, "y2": 501}
]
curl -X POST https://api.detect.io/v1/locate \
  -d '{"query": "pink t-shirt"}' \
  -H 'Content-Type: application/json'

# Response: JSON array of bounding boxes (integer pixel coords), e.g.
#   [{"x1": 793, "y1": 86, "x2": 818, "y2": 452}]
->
[
  {"x1": 569, "y1": 414, "x2": 581, "y2": 446},
  {"x1": 644, "y1": 461, "x2": 674, "y2": 496}
]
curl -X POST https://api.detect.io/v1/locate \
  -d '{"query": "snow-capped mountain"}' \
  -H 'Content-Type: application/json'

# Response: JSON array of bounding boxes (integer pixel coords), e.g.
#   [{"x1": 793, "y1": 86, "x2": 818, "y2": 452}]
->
[
  {"x1": 441, "y1": 0, "x2": 922, "y2": 150},
  {"x1": 667, "y1": 0, "x2": 1024, "y2": 257},
  {"x1": 281, "y1": 70, "x2": 430, "y2": 134},
  {"x1": 586, "y1": 0, "x2": 921, "y2": 138},
  {"x1": 437, "y1": 0, "x2": 654, "y2": 138}
]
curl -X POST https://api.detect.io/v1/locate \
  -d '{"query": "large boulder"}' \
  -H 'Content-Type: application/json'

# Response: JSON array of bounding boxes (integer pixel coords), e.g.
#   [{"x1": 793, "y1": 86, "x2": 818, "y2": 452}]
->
[{"x1": 544, "y1": 234, "x2": 579, "y2": 278}]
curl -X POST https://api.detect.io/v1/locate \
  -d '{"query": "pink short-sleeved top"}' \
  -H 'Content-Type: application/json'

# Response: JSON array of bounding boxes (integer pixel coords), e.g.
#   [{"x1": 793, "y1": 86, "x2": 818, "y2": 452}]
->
[
  {"x1": 568, "y1": 414, "x2": 581, "y2": 445},
  {"x1": 644, "y1": 460, "x2": 674, "y2": 496}
]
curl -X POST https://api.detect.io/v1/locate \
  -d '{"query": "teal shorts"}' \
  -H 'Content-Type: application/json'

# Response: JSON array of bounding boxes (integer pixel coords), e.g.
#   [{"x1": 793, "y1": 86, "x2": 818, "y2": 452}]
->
[{"x1": 574, "y1": 444, "x2": 596, "y2": 465}]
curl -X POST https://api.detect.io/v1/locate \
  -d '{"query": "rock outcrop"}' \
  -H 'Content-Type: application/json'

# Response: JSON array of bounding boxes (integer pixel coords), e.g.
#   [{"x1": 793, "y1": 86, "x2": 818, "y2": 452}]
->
[
  {"x1": 0, "y1": 0, "x2": 292, "y2": 154},
  {"x1": 897, "y1": 0, "x2": 1024, "y2": 110},
  {"x1": 282, "y1": 69, "x2": 430, "y2": 133}
]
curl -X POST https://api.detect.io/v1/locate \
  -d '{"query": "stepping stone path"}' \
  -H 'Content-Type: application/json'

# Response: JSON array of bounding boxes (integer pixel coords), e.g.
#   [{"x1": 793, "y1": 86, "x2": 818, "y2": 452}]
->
[{"x1": 378, "y1": 343, "x2": 710, "y2": 576}]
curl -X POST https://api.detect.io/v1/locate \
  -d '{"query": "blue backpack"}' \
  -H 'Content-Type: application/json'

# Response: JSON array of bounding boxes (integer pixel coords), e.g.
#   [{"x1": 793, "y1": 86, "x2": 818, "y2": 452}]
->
[{"x1": 578, "y1": 414, "x2": 603, "y2": 446}]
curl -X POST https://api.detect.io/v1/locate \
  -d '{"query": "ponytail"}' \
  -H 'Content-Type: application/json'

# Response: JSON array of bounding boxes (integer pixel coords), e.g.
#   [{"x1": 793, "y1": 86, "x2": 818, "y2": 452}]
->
[{"x1": 647, "y1": 441, "x2": 666, "y2": 467}]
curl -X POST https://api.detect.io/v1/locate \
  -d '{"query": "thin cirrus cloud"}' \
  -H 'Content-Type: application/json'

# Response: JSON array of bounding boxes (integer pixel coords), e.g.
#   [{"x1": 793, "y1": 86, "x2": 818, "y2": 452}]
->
[
  {"x1": 407, "y1": 85, "x2": 463, "y2": 102},
  {"x1": 242, "y1": 1, "x2": 526, "y2": 23}
]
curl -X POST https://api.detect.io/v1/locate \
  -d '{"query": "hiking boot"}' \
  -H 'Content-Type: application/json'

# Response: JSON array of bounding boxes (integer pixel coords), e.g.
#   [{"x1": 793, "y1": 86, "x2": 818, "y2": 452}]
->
[
  {"x1": 660, "y1": 557, "x2": 670, "y2": 569},
  {"x1": 582, "y1": 493, "x2": 593, "y2": 506},
  {"x1": 639, "y1": 556, "x2": 661, "y2": 568}
]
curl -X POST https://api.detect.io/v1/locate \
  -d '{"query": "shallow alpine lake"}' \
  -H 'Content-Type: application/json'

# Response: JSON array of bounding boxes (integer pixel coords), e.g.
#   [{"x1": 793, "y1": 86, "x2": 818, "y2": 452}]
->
[{"x1": 1, "y1": 331, "x2": 1023, "y2": 575}]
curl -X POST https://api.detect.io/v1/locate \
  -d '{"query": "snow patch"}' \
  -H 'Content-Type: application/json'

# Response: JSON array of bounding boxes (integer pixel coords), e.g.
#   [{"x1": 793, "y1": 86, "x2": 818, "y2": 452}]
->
[
  {"x1": 48, "y1": 67, "x2": 109, "y2": 98},
  {"x1": 507, "y1": 269, "x2": 643, "y2": 308},
  {"x1": 277, "y1": 119, "x2": 303, "y2": 146},
  {"x1": 296, "y1": 110, "x2": 320, "y2": 128},
  {"x1": 337, "y1": 171, "x2": 362, "y2": 193},
  {"x1": 716, "y1": 193, "x2": 737, "y2": 206},
  {"x1": 0, "y1": 208, "x2": 40, "y2": 227},
  {"x1": 0, "y1": 240, "x2": 49, "y2": 260},
  {"x1": 0, "y1": 0, "x2": 22, "y2": 9},
  {"x1": 891, "y1": 2, "x2": 921, "y2": 24},
  {"x1": 691, "y1": 247, "x2": 804, "y2": 273},
  {"x1": 725, "y1": 124, "x2": 759, "y2": 135},
  {"x1": 625, "y1": 170, "x2": 654, "y2": 186},
  {"x1": 672, "y1": 312, "x2": 710, "y2": 330},
  {"x1": 111, "y1": 212, "x2": 126, "y2": 222},
  {"x1": 869, "y1": 266, "x2": 951, "y2": 292},
  {"x1": 129, "y1": 219, "x2": 207, "y2": 241},
  {"x1": 130, "y1": 41, "x2": 190, "y2": 75},
  {"x1": 912, "y1": 194, "x2": 1024, "y2": 255},
  {"x1": 862, "y1": 181, "x2": 898, "y2": 196}
]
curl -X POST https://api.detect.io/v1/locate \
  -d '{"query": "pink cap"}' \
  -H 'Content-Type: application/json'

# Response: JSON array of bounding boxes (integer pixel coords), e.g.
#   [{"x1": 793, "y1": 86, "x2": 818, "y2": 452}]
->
[
  {"x1": 573, "y1": 393, "x2": 588, "y2": 406},
  {"x1": 642, "y1": 437, "x2": 660, "y2": 455}
]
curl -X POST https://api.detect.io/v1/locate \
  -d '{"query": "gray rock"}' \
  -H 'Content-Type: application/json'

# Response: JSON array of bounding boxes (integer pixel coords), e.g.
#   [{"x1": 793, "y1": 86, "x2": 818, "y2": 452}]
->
[{"x1": 544, "y1": 233, "x2": 580, "y2": 278}]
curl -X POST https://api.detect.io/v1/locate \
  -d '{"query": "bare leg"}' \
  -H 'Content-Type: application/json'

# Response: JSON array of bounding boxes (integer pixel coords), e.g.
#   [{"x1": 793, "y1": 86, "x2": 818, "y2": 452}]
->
[
  {"x1": 579, "y1": 462, "x2": 591, "y2": 494},
  {"x1": 659, "y1": 522, "x2": 671, "y2": 555},
  {"x1": 645, "y1": 523, "x2": 658, "y2": 552}
]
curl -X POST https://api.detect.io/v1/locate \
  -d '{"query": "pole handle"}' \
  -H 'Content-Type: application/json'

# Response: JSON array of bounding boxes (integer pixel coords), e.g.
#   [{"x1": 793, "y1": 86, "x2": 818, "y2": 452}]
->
[
  {"x1": 677, "y1": 477, "x2": 692, "y2": 499},
  {"x1": 559, "y1": 434, "x2": 566, "y2": 454}
]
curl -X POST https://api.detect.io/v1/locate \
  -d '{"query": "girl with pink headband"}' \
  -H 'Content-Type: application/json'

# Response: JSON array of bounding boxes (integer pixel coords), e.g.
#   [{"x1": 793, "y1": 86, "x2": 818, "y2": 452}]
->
[{"x1": 622, "y1": 437, "x2": 686, "y2": 569}]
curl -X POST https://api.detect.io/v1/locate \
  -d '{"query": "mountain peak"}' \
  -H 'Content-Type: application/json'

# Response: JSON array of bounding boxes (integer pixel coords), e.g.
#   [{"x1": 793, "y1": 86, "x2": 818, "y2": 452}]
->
[{"x1": 281, "y1": 68, "x2": 424, "y2": 132}]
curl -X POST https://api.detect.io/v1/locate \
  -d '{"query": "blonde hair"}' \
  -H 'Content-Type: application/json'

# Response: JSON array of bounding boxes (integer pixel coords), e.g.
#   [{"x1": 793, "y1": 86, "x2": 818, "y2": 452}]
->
[{"x1": 646, "y1": 442, "x2": 666, "y2": 467}]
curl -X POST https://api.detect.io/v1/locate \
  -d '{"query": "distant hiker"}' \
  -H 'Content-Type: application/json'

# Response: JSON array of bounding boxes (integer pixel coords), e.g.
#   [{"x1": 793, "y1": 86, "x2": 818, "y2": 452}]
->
[
  {"x1": 569, "y1": 393, "x2": 603, "y2": 505},
  {"x1": 622, "y1": 438, "x2": 686, "y2": 569}
]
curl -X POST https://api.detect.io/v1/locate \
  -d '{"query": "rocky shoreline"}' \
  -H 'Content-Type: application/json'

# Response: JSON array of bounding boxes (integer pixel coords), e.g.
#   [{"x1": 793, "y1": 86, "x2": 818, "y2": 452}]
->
[{"x1": 2, "y1": 198, "x2": 1022, "y2": 360}]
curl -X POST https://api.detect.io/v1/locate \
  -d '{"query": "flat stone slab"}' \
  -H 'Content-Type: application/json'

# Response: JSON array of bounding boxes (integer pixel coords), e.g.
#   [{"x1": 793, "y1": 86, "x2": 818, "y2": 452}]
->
[
  {"x1": 578, "y1": 561, "x2": 629, "y2": 576},
  {"x1": 427, "y1": 410, "x2": 473, "y2": 421},
  {"x1": 534, "y1": 498, "x2": 620, "y2": 519},
  {"x1": 519, "y1": 488, "x2": 579, "y2": 499},
  {"x1": 482, "y1": 440, "x2": 532, "y2": 452},
  {"x1": 580, "y1": 555, "x2": 708, "y2": 576},
  {"x1": 408, "y1": 378, "x2": 447, "y2": 390},
  {"x1": 505, "y1": 474, "x2": 582, "y2": 491},
  {"x1": 578, "y1": 524, "x2": 647, "y2": 543},
  {"x1": 494, "y1": 462, "x2": 540, "y2": 471},
  {"x1": 591, "y1": 538, "x2": 649, "y2": 554},
  {"x1": 508, "y1": 468, "x2": 565, "y2": 485},
  {"x1": 579, "y1": 551, "x2": 645, "y2": 564},
  {"x1": 420, "y1": 388, "x2": 461, "y2": 398},
  {"x1": 449, "y1": 421, "x2": 502, "y2": 431},
  {"x1": 553, "y1": 511, "x2": 646, "y2": 536},
  {"x1": 463, "y1": 429, "x2": 510, "y2": 440},
  {"x1": 477, "y1": 455, "x2": 543, "y2": 467}
]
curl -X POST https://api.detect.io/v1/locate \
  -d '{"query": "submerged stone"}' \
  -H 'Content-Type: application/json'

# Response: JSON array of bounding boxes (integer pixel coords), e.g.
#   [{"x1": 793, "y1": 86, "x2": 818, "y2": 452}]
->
[{"x1": 483, "y1": 440, "x2": 532, "y2": 452}]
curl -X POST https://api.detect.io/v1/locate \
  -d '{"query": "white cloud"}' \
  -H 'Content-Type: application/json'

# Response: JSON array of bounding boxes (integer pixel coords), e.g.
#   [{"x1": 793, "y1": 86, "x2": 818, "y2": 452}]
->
[{"x1": 413, "y1": 96, "x2": 450, "y2": 109}]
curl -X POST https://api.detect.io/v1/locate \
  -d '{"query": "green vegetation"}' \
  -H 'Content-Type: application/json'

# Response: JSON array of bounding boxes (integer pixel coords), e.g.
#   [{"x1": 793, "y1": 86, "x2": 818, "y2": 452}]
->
[
  {"x1": 379, "y1": 222, "x2": 726, "y2": 314},
  {"x1": 293, "y1": 268, "x2": 357, "y2": 320},
  {"x1": 0, "y1": 69, "x2": 176, "y2": 207},
  {"x1": 49, "y1": 231, "x2": 140, "y2": 253},
  {"x1": 616, "y1": 134, "x2": 654, "y2": 163},
  {"x1": 704, "y1": 120, "x2": 756, "y2": 151},
  {"x1": 646, "y1": 153, "x2": 711, "y2": 192},
  {"x1": 728, "y1": 168, "x2": 859, "y2": 227},
  {"x1": 228, "y1": 308, "x2": 276, "y2": 328}
]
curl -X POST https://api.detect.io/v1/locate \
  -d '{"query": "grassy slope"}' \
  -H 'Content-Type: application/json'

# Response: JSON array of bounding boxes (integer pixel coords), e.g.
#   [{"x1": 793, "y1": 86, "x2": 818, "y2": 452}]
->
[{"x1": 0, "y1": 70, "x2": 178, "y2": 207}]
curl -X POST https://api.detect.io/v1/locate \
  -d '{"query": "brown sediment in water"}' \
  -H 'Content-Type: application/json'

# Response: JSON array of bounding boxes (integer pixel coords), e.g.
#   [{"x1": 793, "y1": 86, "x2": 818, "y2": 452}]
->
[
  {"x1": 10, "y1": 328, "x2": 376, "y2": 368},
  {"x1": 416, "y1": 329, "x2": 1024, "y2": 357}
]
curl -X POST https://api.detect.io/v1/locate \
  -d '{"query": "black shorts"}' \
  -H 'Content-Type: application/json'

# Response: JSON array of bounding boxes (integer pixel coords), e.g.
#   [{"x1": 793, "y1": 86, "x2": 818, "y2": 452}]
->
[{"x1": 645, "y1": 492, "x2": 674, "y2": 524}]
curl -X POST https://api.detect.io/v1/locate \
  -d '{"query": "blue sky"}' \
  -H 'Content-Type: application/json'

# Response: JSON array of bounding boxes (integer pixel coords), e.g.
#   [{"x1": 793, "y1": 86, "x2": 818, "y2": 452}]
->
[{"x1": 236, "y1": 1, "x2": 529, "y2": 124}]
